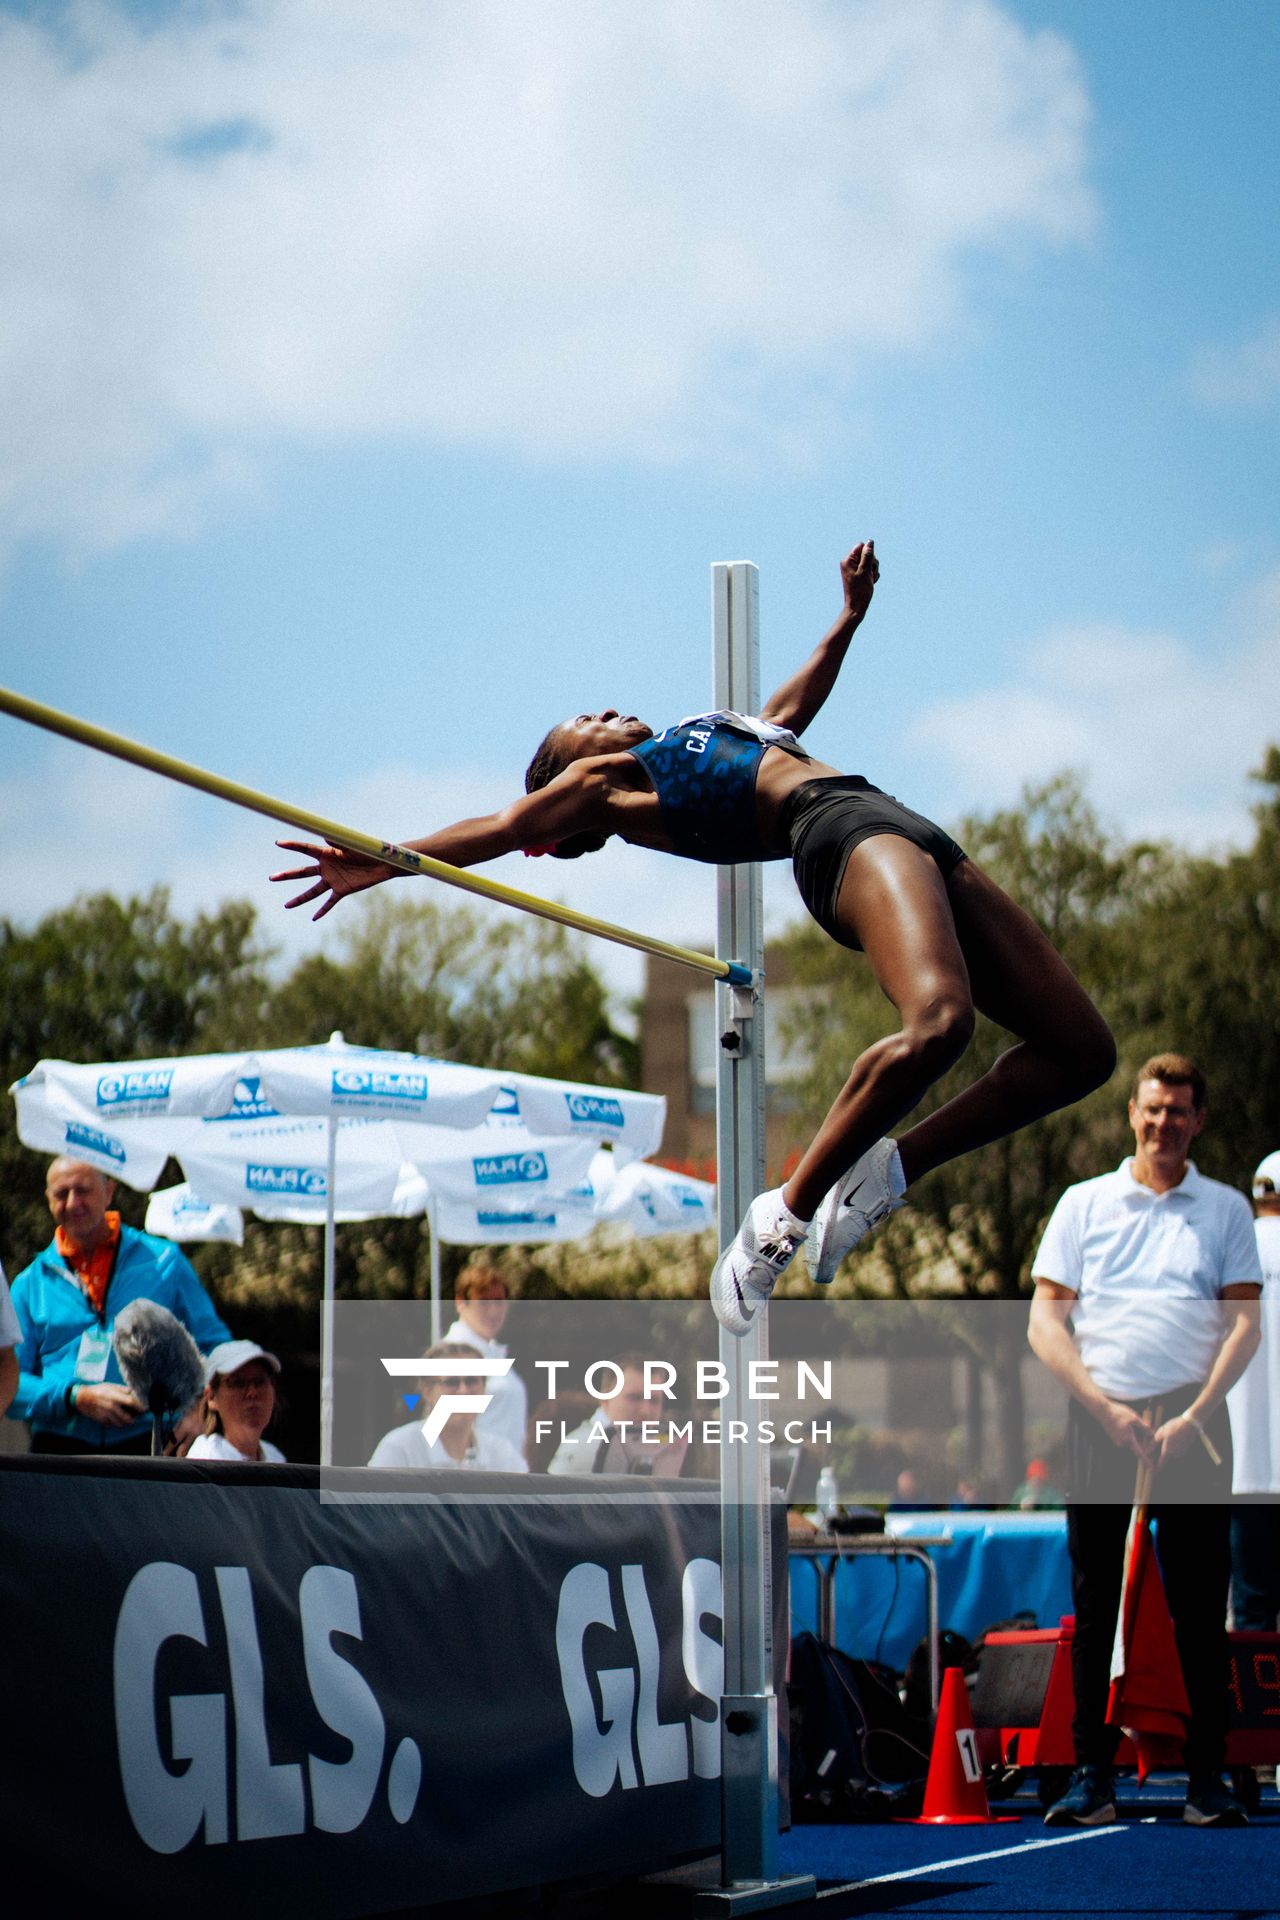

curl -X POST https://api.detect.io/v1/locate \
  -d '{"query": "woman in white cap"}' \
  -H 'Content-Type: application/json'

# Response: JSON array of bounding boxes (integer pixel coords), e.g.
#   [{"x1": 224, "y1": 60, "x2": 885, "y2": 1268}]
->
[{"x1": 188, "y1": 1339, "x2": 286, "y2": 1463}]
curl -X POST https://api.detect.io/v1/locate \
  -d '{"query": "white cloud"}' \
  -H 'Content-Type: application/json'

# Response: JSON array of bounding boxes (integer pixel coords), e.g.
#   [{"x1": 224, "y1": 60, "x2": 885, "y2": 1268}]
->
[
  {"x1": 0, "y1": 0, "x2": 1093, "y2": 552},
  {"x1": 1187, "y1": 316, "x2": 1280, "y2": 411},
  {"x1": 907, "y1": 576, "x2": 1280, "y2": 850}
]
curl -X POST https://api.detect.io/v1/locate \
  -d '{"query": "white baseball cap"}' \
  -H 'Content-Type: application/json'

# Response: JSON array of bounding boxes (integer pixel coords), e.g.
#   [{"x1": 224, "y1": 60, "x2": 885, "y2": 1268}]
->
[
  {"x1": 1252, "y1": 1151, "x2": 1280, "y2": 1200},
  {"x1": 204, "y1": 1339, "x2": 281, "y2": 1386}
]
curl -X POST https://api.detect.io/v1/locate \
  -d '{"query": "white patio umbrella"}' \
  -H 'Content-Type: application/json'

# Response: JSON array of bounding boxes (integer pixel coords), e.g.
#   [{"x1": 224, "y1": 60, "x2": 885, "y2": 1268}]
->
[
  {"x1": 13, "y1": 1035, "x2": 665, "y2": 1462},
  {"x1": 593, "y1": 1153, "x2": 717, "y2": 1237},
  {"x1": 144, "y1": 1162, "x2": 436, "y2": 1243},
  {"x1": 153, "y1": 1142, "x2": 714, "y2": 1307},
  {"x1": 429, "y1": 1148, "x2": 717, "y2": 1243},
  {"x1": 152, "y1": 1152, "x2": 717, "y2": 1248},
  {"x1": 144, "y1": 1184, "x2": 245, "y2": 1246}
]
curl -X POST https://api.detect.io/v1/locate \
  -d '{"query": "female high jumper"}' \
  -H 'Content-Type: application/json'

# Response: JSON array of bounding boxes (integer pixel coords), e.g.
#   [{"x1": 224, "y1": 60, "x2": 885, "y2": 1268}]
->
[{"x1": 273, "y1": 543, "x2": 1115, "y2": 1335}]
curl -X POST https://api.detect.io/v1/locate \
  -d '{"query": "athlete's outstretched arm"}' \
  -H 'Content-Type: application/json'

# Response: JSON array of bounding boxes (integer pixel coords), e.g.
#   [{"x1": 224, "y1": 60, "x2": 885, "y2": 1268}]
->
[
  {"x1": 271, "y1": 758, "x2": 618, "y2": 919},
  {"x1": 758, "y1": 541, "x2": 878, "y2": 736}
]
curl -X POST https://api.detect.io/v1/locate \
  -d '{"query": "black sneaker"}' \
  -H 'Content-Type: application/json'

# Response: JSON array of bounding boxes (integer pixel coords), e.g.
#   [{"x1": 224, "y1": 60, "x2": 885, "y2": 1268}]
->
[
  {"x1": 1043, "y1": 1765, "x2": 1117, "y2": 1826},
  {"x1": 1183, "y1": 1775, "x2": 1248, "y2": 1827}
]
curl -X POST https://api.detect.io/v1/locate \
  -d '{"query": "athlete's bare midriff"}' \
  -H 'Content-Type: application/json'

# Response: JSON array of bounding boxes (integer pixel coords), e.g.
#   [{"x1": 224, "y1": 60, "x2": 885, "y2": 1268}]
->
[{"x1": 752, "y1": 743, "x2": 841, "y2": 852}]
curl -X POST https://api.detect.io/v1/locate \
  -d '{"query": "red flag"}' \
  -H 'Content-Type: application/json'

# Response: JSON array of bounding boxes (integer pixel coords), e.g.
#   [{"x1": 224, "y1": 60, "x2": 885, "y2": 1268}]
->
[{"x1": 1106, "y1": 1508, "x2": 1190, "y2": 1778}]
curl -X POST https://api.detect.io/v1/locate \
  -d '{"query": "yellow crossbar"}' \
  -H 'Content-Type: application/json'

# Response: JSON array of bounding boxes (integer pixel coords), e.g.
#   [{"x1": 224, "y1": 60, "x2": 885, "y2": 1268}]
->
[{"x1": 0, "y1": 685, "x2": 750, "y2": 985}]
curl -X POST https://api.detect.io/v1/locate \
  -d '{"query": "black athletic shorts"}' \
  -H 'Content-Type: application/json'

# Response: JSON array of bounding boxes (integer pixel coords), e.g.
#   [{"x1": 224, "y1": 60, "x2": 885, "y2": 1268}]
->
[{"x1": 783, "y1": 775, "x2": 966, "y2": 945}]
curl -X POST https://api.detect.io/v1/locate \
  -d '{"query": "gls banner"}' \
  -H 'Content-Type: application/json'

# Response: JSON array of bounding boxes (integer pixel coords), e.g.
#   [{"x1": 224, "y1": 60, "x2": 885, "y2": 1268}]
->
[{"x1": 0, "y1": 1457, "x2": 784, "y2": 1915}]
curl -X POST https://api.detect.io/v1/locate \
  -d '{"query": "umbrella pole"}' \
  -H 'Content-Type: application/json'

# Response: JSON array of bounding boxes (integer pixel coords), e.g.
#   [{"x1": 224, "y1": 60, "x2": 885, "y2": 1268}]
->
[
  {"x1": 428, "y1": 1198, "x2": 442, "y2": 1346},
  {"x1": 321, "y1": 1117, "x2": 338, "y2": 1467}
]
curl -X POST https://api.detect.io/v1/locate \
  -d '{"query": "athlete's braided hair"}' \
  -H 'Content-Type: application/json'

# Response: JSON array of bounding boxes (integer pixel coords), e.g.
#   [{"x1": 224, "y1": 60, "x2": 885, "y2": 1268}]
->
[{"x1": 524, "y1": 725, "x2": 608, "y2": 860}]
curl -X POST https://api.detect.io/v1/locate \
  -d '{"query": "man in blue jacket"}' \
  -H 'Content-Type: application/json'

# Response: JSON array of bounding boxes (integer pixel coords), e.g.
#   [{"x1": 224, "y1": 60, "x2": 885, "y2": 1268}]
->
[{"x1": 7, "y1": 1158, "x2": 231, "y2": 1452}]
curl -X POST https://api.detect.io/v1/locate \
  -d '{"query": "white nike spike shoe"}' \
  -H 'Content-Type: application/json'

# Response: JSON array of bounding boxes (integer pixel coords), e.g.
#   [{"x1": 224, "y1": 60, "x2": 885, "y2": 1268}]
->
[
  {"x1": 805, "y1": 1138, "x2": 906, "y2": 1286},
  {"x1": 710, "y1": 1190, "x2": 807, "y2": 1337}
]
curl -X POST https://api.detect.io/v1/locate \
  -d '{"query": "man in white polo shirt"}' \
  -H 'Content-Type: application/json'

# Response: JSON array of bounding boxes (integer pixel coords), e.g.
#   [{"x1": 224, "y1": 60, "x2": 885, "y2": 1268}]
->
[{"x1": 1029, "y1": 1053, "x2": 1261, "y2": 1829}]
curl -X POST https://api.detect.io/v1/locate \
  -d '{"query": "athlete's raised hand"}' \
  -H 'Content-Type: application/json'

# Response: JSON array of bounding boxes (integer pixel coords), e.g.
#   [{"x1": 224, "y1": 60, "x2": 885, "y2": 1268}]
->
[
  {"x1": 758, "y1": 538, "x2": 880, "y2": 735},
  {"x1": 271, "y1": 840, "x2": 394, "y2": 919},
  {"x1": 840, "y1": 540, "x2": 879, "y2": 624}
]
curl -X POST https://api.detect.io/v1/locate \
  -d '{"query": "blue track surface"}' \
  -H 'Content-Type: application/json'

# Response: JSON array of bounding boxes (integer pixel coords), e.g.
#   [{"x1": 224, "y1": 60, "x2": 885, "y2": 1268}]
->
[{"x1": 775, "y1": 1778, "x2": 1280, "y2": 1917}]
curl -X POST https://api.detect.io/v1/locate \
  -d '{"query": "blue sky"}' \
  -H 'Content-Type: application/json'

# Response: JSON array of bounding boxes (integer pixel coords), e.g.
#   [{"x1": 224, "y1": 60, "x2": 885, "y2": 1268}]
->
[{"x1": 0, "y1": 0, "x2": 1277, "y2": 1010}]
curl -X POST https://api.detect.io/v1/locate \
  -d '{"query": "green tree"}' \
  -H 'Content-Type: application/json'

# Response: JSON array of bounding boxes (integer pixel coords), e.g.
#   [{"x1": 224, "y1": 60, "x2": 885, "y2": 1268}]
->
[
  {"x1": 1103, "y1": 747, "x2": 1280, "y2": 1181},
  {"x1": 0, "y1": 889, "x2": 271, "y2": 1268},
  {"x1": 1, "y1": 883, "x2": 643, "y2": 1313},
  {"x1": 265, "y1": 892, "x2": 638, "y2": 1084},
  {"x1": 255, "y1": 894, "x2": 639, "y2": 1306}
]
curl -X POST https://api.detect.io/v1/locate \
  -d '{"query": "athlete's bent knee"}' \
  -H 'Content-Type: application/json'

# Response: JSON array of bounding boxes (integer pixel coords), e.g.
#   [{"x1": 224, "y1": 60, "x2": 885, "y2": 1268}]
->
[
  {"x1": 1072, "y1": 1014, "x2": 1116, "y2": 1095},
  {"x1": 903, "y1": 993, "x2": 975, "y2": 1079}
]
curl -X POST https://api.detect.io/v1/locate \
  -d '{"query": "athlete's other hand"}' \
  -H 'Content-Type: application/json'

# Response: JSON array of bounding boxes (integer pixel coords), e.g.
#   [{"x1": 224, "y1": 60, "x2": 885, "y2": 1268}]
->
[
  {"x1": 840, "y1": 541, "x2": 879, "y2": 623},
  {"x1": 271, "y1": 840, "x2": 394, "y2": 919}
]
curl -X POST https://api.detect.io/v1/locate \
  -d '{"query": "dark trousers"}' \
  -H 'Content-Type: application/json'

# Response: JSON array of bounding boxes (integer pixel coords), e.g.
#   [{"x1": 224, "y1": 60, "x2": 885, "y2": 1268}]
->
[
  {"x1": 1066, "y1": 1392, "x2": 1233, "y2": 1775},
  {"x1": 1231, "y1": 1499, "x2": 1280, "y2": 1630}
]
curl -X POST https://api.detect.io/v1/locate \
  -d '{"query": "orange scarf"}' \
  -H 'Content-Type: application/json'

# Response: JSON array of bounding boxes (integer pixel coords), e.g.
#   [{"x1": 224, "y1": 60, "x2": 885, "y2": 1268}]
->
[{"x1": 56, "y1": 1212, "x2": 122, "y2": 1318}]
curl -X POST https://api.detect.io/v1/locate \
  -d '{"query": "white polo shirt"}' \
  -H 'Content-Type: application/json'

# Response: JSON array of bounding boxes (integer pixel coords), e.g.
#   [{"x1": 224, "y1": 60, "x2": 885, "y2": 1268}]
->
[
  {"x1": 1226, "y1": 1214, "x2": 1280, "y2": 1493},
  {"x1": 1033, "y1": 1159, "x2": 1261, "y2": 1399},
  {"x1": 367, "y1": 1420, "x2": 528, "y2": 1472},
  {"x1": 187, "y1": 1431, "x2": 287, "y2": 1464}
]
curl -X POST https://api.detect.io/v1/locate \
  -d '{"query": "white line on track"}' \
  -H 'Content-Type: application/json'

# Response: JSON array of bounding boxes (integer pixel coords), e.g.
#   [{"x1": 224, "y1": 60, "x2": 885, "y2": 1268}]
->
[{"x1": 815, "y1": 1822, "x2": 1129, "y2": 1898}]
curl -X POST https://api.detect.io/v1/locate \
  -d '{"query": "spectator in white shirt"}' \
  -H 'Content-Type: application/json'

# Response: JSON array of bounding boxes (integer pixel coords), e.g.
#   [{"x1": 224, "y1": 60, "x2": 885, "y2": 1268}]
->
[
  {"x1": 0, "y1": 1261, "x2": 21, "y2": 1418},
  {"x1": 1029, "y1": 1053, "x2": 1261, "y2": 1830},
  {"x1": 441, "y1": 1264, "x2": 529, "y2": 1462},
  {"x1": 187, "y1": 1340, "x2": 287, "y2": 1464},
  {"x1": 1227, "y1": 1151, "x2": 1280, "y2": 1630},
  {"x1": 546, "y1": 1355, "x2": 675, "y2": 1475},
  {"x1": 369, "y1": 1342, "x2": 528, "y2": 1471}
]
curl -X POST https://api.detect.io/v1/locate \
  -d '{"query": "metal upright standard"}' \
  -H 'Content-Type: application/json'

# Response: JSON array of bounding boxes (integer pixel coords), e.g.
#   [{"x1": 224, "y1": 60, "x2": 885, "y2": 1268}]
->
[{"x1": 703, "y1": 564, "x2": 815, "y2": 1913}]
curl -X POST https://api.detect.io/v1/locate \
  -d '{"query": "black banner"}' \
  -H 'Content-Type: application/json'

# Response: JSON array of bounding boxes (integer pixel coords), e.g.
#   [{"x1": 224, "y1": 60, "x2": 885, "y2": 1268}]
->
[{"x1": 0, "y1": 1456, "x2": 787, "y2": 1916}]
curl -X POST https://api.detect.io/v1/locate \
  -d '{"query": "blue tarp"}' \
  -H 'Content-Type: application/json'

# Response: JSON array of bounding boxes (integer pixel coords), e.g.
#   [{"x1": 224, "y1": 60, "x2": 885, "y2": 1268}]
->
[{"x1": 790, "y1": 1511, "x2": 1072, "y2": 1670}]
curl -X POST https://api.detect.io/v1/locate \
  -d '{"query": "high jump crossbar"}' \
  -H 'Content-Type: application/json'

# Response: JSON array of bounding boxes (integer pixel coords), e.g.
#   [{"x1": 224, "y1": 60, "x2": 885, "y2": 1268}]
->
[{"x1": 0, "y1": 684, "x2": 752, "y2": 986}]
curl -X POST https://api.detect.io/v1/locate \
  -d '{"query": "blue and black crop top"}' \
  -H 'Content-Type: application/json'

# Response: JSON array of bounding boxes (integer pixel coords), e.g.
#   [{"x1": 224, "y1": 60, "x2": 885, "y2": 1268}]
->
[{"x1": 628, "y1": 710, "x2": 809, "y2": 864}]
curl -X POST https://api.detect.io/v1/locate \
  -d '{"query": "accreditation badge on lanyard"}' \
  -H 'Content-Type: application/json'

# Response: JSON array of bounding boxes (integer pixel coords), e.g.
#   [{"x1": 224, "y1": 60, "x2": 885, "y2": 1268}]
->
[{"x1": 75, "y1": 1323, "x2": 114, "y2": 1382}]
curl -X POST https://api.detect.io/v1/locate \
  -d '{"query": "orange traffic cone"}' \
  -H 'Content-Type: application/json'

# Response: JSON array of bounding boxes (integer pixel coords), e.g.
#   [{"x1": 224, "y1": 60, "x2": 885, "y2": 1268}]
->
[{"x1": 907, "y1": 1666, "x2": 1019, "y2": 1825}]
